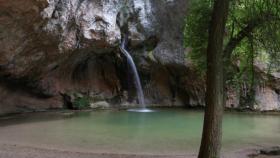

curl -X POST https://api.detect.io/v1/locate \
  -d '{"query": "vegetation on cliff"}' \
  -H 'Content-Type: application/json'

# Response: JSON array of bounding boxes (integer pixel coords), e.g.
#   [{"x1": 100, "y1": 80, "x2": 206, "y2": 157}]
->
[{"x1": 185, "y1": 0, "x2": 280, "y2": 107}]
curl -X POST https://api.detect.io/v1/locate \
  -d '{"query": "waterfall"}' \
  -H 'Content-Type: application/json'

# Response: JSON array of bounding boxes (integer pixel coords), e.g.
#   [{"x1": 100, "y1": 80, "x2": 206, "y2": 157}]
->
[{"x1": 119, "y1": 39, "x2": 153, "y2": 112}]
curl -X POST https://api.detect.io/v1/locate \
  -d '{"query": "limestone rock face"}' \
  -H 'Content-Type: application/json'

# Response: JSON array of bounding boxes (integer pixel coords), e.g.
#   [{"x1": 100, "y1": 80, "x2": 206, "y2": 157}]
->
[
  {"x1": 0, "y1": 0, "x2": 192, "y2": 115},
  {"x1": 254, "y1": 87, "x2": 280, "y2": 111},
  {"x1": 253, "y1": 64, "x2": 280, "y2": 111},
  {"x1": 0, "y1": 0, "x2": 279, "y2": 114},
  {"x1": 41, "y1": 0, "x2": 157, "y2": 53}
]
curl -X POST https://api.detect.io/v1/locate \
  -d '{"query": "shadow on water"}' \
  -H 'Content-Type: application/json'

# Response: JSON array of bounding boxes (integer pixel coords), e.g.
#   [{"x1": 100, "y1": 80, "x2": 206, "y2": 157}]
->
[{"x1": 0, "y1": 111, "x2": 85, "y2": 127}]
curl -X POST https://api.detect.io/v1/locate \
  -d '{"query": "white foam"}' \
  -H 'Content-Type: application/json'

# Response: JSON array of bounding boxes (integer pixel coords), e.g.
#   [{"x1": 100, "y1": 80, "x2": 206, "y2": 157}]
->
[{"x1": 127, "y1": 108, "x2": 155, "y2": 113}]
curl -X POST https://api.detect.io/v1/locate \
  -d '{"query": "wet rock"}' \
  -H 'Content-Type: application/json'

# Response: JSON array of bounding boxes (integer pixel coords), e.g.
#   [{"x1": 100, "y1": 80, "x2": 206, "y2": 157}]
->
[{"x1": 260, "y1": 146, "x2": 280, "y2": 156}]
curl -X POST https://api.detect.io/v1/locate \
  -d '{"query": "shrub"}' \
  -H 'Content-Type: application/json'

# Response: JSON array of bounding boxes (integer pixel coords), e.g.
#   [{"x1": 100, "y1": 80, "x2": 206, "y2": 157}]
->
[{"x1": 72, "y1": 95, "x2": 90, "y2": 110}]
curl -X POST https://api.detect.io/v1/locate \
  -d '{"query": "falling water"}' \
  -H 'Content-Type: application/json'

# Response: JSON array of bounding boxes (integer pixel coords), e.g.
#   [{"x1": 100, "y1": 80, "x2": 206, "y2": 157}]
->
[{"x1": 119, "y1": 40, "x2": 153, "y2": 112}]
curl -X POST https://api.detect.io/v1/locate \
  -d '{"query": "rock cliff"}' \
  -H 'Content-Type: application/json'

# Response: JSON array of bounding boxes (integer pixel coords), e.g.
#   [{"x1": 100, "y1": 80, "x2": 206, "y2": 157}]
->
[{"x1": 0, "y1": 0, "x2": 279, "y2": 114}]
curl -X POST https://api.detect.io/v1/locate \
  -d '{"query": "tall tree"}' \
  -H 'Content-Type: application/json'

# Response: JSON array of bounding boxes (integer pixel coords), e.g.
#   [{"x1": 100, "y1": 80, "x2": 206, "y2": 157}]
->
[{"x1": 198, "y1": 0, "x2": 230, "y2": 158}]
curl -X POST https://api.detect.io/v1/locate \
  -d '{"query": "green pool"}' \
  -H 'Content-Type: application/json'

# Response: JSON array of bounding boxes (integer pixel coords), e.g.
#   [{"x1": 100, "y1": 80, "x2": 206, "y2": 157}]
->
[{"x1": 0, "y1": 109, "x2": 279, "y2": 155}]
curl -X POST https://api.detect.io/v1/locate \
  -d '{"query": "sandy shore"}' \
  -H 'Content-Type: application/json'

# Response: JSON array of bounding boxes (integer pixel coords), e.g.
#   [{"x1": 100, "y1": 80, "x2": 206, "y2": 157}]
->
[
  {"x1": 0, "y1": 143, "x2": 271, "y2": 158},
  {"x1": 0, "y1": 143, "x2": 190, "y2": 158}
]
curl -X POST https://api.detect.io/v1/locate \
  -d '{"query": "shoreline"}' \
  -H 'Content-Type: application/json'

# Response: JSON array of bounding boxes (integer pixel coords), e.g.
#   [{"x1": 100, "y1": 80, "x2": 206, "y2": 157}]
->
[
  {"x1": 0, "y1": 106, "x2": 280, "y2": 118},
  {"x1": 2, "y1": 142, "x2": 279, "y2": 158},
  {"x1": 0, "y1": 143, "x2": 189, "y2": 158},
  {"x1": 0, "y1": 141, "x2": 279, "y2": 158},
  {"x1": 0, "y1": 143, "x2": 267, "y2": 158}
]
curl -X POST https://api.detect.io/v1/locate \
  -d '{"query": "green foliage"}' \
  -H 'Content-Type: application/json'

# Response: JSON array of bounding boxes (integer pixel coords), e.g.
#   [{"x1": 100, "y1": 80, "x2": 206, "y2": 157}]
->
[
  {"x1": 184, "y1": 0, "x2": 280, "y2": 106},
  {"x1": 184, "y1": 0, "x2": 212, "y2": 74},
  {"x1": 185, "y1": 0, "x2": 280, "y2": 73},
  {"x1": 230, "y1": 39, "x2": 255, "y2": 93},
  {"x1": 72, "y1": 94, "x2": 90, "y2": 110},
  {"x1": 254, "y1": 23, "x2": 280, "y2": 72},
  {"x1": 228, "y1": 0, "x2": 280, "y2": 84}
]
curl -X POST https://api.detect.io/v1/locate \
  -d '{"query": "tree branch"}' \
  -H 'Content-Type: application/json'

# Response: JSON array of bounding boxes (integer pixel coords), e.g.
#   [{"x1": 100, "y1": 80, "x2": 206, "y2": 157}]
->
[
  {"x1": 223, "y1": 19, "x2": 260, "y2": 59},
  {"x1": 223, "y1": 13, "x2": 280, "y2": 60}
]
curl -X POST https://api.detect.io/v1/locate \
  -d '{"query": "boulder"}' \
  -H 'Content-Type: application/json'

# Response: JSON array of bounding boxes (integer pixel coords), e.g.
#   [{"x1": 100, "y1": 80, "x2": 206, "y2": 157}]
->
[
  {"x1": 260, "y1": 146, "x2": 280, "y2": 156},
  {"x1": 90, "y1": 101, "x2": 110, "y2": 109},
  {"x1": 254, "y1": 87, "x2": 280, "y2": 111}
]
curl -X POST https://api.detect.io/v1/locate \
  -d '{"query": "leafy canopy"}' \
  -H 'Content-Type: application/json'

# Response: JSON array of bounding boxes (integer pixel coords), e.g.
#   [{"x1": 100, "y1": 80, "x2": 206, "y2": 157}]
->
[
  {"x1": 184, "y1": 0, "x2": 280, "y2": 75},
  {"x1": 184, "y1": 0, "x2": 280, "y2": 106}
]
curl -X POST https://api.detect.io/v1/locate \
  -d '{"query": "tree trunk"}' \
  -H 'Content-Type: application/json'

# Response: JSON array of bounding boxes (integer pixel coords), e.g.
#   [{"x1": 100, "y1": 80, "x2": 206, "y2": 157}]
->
[{"x1": 198, "y1": 0, "x2": 230, "y2": 158}]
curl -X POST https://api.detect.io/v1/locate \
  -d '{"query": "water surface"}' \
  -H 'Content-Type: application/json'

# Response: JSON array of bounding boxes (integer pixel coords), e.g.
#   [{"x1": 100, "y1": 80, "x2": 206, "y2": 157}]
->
[{"x1": 0, "y1": 109, "x2": 279, "y2": 155}]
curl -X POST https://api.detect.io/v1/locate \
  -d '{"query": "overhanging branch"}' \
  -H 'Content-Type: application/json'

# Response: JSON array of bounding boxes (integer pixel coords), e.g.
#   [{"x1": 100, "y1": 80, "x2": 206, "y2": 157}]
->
[{"x1": 223, "y1": 13, "x2": 280, "y2": 60}]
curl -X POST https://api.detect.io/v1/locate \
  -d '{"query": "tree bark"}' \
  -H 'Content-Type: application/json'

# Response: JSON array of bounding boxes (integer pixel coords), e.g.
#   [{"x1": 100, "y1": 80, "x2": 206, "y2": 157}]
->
[{"x1": 198, "y1": 0, "x2": 230, "y2": 158}]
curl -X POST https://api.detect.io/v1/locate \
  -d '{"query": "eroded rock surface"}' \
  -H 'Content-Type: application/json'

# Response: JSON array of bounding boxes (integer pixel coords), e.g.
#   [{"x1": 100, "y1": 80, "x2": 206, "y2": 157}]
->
[
  {"x1": 0, "y1": 0, "x2": 193, "y2": 114},
  {"x1": 0, "y1": 0, "x2": 279, "y2": 114}
]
